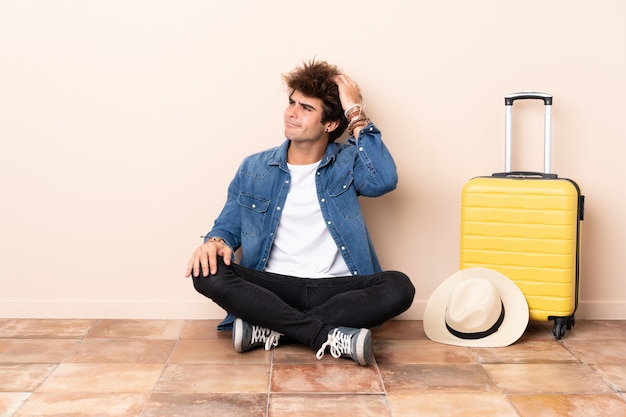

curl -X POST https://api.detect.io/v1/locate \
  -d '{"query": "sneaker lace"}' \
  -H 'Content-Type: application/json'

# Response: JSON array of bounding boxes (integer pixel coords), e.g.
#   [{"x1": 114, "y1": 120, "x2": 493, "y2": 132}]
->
[
  {"x1": 316, "y1": 328, "x2": 352, "y2": 360},
  {"x1": 264, "y1": 330, "x2": 282, "y2": 351},
  {"x1": 251, "y1": 325, "x2": 282, "y2": 351}
]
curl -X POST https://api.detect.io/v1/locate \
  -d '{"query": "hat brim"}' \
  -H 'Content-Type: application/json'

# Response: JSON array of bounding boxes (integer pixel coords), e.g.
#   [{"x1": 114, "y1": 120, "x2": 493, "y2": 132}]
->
[{"x1": 423, "y1": 268, "x2": 529, "y2": 347}]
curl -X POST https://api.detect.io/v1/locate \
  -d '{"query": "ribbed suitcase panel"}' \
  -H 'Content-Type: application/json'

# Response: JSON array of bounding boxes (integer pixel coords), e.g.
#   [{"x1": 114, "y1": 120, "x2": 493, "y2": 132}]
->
[{"x1": 460, "y1": 177, "x2": 581, "y2": 321}]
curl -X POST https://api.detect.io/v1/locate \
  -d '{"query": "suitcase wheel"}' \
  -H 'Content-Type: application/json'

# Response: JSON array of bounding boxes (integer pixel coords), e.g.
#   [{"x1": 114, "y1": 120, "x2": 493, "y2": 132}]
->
[
  {"x1": 553, "y1": 322, "x2": 566, "y2": 340},
  {"x1": 551, "y1": 315, "x2": 575, "y2": 340}
]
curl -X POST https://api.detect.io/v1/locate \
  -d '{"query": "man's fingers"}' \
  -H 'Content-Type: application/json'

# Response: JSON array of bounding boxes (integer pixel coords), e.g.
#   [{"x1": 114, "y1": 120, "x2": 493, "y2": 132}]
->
[
  {"x1": 221, "y1": 246, "x2": 233, "y2": 266},
  {"x1": 185, "y1": 253, "x2": 199, "y2": 278},
  {"x1": 186, "y1": 241, "x2": 230, "y2": 278},
  {"x1": 208, "y1": 249, "x2": 218, "y2": 276},
  {"x1": 333, "y1": 74, "x2": 361, "y2": 110}
]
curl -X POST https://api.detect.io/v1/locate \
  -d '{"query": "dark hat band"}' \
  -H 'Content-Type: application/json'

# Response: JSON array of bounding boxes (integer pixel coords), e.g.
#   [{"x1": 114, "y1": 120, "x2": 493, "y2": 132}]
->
[{"x1": 445, "y1": 302, "x2": 505, "y2": 340}]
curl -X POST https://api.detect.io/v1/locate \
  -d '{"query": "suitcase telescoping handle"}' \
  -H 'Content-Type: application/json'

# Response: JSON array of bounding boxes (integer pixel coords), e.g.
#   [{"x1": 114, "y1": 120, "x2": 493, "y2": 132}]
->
[{"x1": 504, "y1": 92, "x2": 553, "y2": 174}]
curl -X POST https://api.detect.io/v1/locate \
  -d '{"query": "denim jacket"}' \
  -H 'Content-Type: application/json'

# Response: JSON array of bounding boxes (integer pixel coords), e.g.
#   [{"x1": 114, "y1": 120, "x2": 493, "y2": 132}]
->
[{"x1": 205, "y1": 123, "x2": 398, "y2": 329}]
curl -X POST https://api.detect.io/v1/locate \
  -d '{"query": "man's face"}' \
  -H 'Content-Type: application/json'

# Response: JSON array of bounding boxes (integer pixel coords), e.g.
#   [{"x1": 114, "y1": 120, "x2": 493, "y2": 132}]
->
[{"x1": 284, "y1": 90, "x2": 327, "y2": 143}]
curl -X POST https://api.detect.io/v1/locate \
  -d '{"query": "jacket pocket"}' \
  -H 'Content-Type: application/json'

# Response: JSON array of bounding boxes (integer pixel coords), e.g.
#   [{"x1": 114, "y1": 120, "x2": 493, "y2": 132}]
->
[
  {"x1": 328, "y1": 172, "x2": 360, "y2": 220},
  {"x1": 237, "y1": 193, "x2": 270, "y2": 237}
]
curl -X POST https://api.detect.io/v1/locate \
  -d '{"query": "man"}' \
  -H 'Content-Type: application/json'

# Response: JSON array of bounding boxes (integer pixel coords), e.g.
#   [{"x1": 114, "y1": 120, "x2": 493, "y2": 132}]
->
[{"x1": 185, "y1": 60, "x2": 414, "y2": 366}]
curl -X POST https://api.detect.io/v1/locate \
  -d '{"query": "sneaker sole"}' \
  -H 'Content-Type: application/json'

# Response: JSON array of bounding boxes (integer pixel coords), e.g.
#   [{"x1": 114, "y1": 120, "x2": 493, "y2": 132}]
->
[
  {"x1": 233, "y1": 318, "x2": 244, "y2": 352},
  {"x1": 355, "y1": 329, "x2": 372, "y2": 366}
]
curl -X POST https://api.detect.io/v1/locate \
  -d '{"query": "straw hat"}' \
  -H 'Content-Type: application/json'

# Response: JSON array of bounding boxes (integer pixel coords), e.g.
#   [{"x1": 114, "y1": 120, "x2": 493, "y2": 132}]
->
[{"x1": 423, "y1": 268, "x2": 529, "y2": 347}]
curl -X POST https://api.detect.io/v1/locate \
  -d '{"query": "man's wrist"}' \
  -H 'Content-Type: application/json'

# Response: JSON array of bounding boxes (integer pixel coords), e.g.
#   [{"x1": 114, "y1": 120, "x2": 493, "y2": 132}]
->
[{"x1": 207, "y1": 237, "x2": 225, "y2": 244}]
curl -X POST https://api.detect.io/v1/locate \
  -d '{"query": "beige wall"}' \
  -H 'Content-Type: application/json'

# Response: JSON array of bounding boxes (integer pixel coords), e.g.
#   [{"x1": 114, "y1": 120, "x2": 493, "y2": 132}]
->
[{"x1": 1, "y1": 0, "x2": 624, "y2": 320}]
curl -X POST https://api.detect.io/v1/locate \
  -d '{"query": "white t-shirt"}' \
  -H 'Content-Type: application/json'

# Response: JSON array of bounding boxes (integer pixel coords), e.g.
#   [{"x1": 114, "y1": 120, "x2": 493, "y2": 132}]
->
[{"x1": 264, "y1": 161, "x2": 351, "y2": 278}]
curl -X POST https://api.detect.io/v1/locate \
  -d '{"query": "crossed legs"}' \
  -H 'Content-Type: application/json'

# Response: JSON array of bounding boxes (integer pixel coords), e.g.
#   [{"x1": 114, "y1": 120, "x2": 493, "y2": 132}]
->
[{"x1": 192, "y1": 257, "x2": 415, "y2": 351}]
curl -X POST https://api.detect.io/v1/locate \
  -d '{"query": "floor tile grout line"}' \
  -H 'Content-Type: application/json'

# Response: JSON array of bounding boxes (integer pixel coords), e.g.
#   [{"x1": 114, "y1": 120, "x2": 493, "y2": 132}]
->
[
  {"x1": 16, "y1": 320, "x2": 100, "y2": 403},
  {"x1": 84, "y1": 318, "x2": 102, "y2": 339},
  {"x1": 267, "y1": 348, "x2": 275, "y2": 416},
  {"x1": 559, "y1": 338, "x2": 624, "y2": 396},
  {"x1": 372, "y1": 353, "x2": 396, "y2": 417},
  {"x1": 473, "y1": 347, "x2": 523, "y2": 417},
  {"x1": 136, "y1": 319, "x2": 188, "y2": 416},
  {"x1": 266, "y1": 346, "x2": 388, "y2": 413}
]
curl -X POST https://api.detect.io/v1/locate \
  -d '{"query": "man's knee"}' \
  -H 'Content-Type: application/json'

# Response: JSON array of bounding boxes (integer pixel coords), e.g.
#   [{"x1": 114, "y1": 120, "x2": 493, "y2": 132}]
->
[
  {"x1": 192, "y1": 267, "x2": 228, "y2": 299},
  {"x1": 386, "y1": 271, "x2": 416, "y2": 311},
  {"x1": 192, "y1": 269, "x2": 211, "y2": 296},
  {"x1": 191, "y1": 257, "x2": 232, "y2": 297}
]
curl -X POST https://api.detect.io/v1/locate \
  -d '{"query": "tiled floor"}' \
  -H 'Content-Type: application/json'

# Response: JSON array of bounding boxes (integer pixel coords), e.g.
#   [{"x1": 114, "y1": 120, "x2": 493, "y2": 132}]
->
[{"x1": 1, "y1": 319, "x2": 626, "y2": 416}]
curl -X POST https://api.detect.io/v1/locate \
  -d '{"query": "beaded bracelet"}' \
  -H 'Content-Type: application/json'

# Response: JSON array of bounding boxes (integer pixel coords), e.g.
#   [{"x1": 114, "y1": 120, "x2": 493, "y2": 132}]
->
[
  {"x1": 344, "y1": 103, "x2": 362, "y2": 118},
  {"x1": 346, "y1": 108, "x2": 362, "y2": 121},
  {"x1": 348, "y1": 113, "x2": 368, "y2": 130},
  {"x1": 348, "y1": 118, "x2": 370, "y2": 137}
]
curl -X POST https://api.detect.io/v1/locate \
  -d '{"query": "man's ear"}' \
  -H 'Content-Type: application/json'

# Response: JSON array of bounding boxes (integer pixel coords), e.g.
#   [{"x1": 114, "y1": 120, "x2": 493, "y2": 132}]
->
[{"x1": 325, "y1": 119, "x2": 340, "y2": 133}]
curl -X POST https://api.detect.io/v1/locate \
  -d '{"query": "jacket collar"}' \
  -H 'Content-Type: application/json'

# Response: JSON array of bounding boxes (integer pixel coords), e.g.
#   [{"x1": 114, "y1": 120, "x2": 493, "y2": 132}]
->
[{"x1": 270, "y1": 139, "x2": 338, "y2": 169}]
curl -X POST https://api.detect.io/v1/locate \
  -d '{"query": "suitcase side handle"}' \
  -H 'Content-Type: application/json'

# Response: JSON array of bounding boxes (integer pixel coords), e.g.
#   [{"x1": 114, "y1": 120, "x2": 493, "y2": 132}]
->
[{"x1": 504, "y1": 92, "x2": 553, "y2": 174}]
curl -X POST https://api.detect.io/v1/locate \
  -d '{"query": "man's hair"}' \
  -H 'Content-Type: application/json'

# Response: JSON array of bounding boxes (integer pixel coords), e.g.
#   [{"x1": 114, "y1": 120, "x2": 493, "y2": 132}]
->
[{"x1": 282, "y1": 60, "x2": 348, "y2": 142}]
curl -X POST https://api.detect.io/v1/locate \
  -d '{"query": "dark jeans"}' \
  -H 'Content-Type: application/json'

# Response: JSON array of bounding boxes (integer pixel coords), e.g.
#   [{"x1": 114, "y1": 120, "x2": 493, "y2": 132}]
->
[{"x1": 192, "y1": 257, "x2": 415, "y2": 350}]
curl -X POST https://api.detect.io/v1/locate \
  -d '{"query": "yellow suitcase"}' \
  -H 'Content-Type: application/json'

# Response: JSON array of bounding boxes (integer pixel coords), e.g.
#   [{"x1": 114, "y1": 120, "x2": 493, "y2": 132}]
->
[{"x1": 460, "y1": 93, "x2": 584, "y2": 340}]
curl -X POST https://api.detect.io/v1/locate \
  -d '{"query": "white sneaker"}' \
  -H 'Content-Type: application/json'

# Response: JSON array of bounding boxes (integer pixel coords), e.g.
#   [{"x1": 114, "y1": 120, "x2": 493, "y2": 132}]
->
[
  {"x1": 232, "y1": 318, "x2": 282, "y2": 352},
  {"x1": 315, "y1": 326, "x2": 372, "y2": 365}
]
